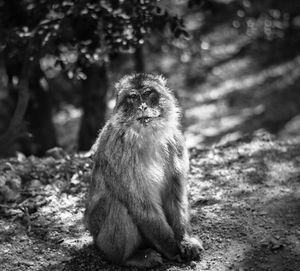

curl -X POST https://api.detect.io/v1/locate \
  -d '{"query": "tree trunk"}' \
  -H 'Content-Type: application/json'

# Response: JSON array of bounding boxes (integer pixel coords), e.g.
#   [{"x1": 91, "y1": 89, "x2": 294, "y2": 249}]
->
[
  {"x1": 20, "y1": 64, "x2": 57, "y2": 156},
  {"x1": 78, "y1": 63, "x2": 108, "y2": 151},
  {"x1": 134, "y1": 45, "x2": 145, "y2": 73},
  {"x1": 0, "y1": 48, "x2": 31, "y2": 156}
]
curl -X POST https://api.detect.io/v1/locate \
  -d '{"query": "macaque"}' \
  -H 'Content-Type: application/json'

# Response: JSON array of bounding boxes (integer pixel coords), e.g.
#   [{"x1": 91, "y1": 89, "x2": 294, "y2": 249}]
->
[{"x1": 84, "y1": 73, "x2": 203, "y2": 268}]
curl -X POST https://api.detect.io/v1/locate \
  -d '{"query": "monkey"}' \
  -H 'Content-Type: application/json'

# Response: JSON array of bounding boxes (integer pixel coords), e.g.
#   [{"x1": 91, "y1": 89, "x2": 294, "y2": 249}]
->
[{"x1": 84, "y1": 73, "x2": 203, "y2": 268}]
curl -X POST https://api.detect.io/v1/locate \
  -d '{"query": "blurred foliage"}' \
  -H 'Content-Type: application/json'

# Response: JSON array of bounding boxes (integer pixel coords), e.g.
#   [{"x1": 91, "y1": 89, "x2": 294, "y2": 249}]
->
[
  {"x1": 0, "y1": 0, "x2": 189, "y2": 80},
  {"x1": 232, "y1": 0, "x2": 300, "y2": 41},
  {"x1": 0, "y1": 0, "x2": 190, "y2": 156}
]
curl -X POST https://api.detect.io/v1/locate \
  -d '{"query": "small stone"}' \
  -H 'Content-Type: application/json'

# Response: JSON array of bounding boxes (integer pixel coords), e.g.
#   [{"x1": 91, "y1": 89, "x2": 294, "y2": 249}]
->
[{"x1": 190, "y1": 261, "x2": 197, "y2": 268}]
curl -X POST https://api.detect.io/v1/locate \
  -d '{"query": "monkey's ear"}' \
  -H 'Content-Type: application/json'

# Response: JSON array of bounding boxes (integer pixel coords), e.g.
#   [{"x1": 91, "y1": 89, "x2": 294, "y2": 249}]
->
[
  {"x1": 114, "y1": 74, "x2": 133, "y2": 97},
  {"x1": 114, "y1": 77, "x2": 127, "y2": 97},
  {"x1": 114, "y1": 81, "x2": 121, "y2": 96},
  {"x1": 157, "y1": 74, "x2": 167, "y2": 86}
]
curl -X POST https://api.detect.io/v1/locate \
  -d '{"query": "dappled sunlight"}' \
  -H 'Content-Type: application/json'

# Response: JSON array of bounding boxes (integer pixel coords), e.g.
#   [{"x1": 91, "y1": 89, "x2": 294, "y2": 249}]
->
[
  {"x1": 39, "y1": 191, "x2": 85, "y2": 228},
  {"x1": 279, "y1": 114, "x2": 300, "y2": 141},
  {"x1": 267, "y1": 161, "x2": 299, "y2": 185},
  {"x1": 189, "y1": 137, "x2": 300, "y2": 206},
  {"x1": 185, "y1": 104, "x2": 265, "y2": 148},
  {"x1": 34, "y1": 192, "x2": 87, "y2": 249},
  {"x1": 209, "y1": 56, "x2": 253, "y2": 80},
  {"x1": 192, "y1": 55, "x2": 300, "y2": 104},
  {"x1": 185, "y1": 103, "x2": 224, "y2": 122},
  {"x1": 62, "y1": 233, "x2": 91, "y2": 249},
  {"x1": 184, "y1": 54, "x2": 300, "y2": 147}
]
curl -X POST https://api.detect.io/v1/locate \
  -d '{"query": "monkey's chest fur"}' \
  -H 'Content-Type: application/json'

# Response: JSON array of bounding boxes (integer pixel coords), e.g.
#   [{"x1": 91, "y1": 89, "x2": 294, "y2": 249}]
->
[{"x1": 95, "y1": 123, "x2": 182, "y2": 203}]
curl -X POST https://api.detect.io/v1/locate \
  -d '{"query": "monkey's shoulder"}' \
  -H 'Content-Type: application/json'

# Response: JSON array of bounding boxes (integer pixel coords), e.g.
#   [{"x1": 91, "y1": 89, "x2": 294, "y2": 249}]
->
[{"x1": 166, "y1": 131, "x2": 186, "y2": 155}]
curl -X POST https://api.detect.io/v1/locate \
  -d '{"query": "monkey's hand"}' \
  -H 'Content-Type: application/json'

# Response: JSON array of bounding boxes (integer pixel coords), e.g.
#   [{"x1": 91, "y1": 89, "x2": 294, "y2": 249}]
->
[{"x1": 179, "y1": 236, "x2": 203, "y2": 261}]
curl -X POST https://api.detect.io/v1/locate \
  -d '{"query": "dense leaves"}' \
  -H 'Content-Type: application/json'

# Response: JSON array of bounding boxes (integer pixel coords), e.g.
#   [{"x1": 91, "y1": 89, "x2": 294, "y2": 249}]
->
[{"x1": 0, "y1": 0, "x2": 188, "y2": 79}]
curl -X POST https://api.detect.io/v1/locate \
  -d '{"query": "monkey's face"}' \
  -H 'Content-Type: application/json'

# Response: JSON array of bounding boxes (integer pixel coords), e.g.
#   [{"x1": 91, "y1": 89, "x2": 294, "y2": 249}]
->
[
  {"x1": 114, "y1": 74, "x2": 178, "y2": 129},
  {"x1": 118, "y1": 87, "x2": 161, "y2": 125}
]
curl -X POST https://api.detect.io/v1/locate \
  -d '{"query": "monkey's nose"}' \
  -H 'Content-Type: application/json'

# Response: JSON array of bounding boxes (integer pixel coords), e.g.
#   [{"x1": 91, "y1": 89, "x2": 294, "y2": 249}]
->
[{"x1": 138, "y1": 103, "x2": 148, "y2": 111}]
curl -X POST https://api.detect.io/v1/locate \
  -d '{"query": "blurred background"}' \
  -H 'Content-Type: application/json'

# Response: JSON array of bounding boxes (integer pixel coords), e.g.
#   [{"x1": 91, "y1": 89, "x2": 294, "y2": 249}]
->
[{"x1": 0, "y1": 0, "x2": 300, "y2": 157}]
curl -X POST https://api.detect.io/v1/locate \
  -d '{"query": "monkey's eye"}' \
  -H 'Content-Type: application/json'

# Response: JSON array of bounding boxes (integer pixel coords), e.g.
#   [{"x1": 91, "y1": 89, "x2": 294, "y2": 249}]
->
[
  {"x1": 143, "y1": 88, "x2": 154, "y2": 96},
  {"x1": 126, "y1": 93, "x2": 139, "y2": 103},
  {"x1": 143, "y1": 88, "x2": 159, "y2": 106},
  {"x1": 129, "y1": 94, "x2": 138, "y2": 99}
]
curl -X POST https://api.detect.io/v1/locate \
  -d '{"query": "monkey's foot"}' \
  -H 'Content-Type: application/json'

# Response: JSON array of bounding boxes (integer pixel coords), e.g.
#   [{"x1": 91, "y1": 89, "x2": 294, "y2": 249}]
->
[
  {"x1": 125, "y1": 249, "x2": 163, "y2": 268},
  {"x1": 180, "y1": 236, "x2": 204, "y2": 261}
]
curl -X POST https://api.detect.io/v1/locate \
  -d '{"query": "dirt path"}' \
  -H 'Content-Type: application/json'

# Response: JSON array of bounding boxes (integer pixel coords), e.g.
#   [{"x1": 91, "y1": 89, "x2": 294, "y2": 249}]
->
[
  {"x1": 188, "y1": 133, "x2": 300, "y2": 271},
  {"x1": 1, "y1": 133, "x2": 299, "y2": 271}
]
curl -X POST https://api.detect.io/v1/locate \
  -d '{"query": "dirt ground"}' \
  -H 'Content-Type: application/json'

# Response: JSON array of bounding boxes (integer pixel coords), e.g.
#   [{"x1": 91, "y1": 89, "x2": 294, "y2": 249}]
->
[{"x1": 0, "y1": 132, "x2": 299, "y2": 271}]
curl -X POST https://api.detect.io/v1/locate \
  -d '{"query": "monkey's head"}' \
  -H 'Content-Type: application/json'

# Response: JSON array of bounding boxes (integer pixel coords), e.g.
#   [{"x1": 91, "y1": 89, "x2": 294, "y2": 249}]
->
[{"x1": 113, "y1": 73, "x2": 180, "y2": 132}]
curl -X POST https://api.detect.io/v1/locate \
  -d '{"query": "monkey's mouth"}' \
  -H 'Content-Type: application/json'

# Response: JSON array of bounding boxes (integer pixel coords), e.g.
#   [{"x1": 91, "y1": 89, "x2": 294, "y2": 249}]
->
[{"x1": 136, "y1": 116, "x2": 154, "y2": 124}]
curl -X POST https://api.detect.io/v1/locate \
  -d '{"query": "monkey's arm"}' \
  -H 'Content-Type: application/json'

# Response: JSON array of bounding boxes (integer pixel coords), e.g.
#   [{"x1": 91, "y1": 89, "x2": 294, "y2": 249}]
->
[
  {"x1": 164, "y1": 136, "x2": 203, "y2": 260},
  {"x1": 164, "y1": 134, "x2": 191, "y2": 239},
  {"x1": 163, "y1": 174, "x2": 203, "y2": 261},
  {"x1": 93, "y1": 159, "x2": 180, "y2": 260},
  {"x1": 164, "y1": 173, "x2": 191, "y2": 238}
]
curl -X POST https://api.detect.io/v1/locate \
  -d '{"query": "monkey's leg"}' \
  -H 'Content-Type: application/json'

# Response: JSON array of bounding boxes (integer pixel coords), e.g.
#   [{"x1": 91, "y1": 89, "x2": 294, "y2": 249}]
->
[
  {"x1": 93, "y1": 198, "x2": 163, "y2": 268},
  {"x1": 94, "y1": 198, "x2": 140, "y2": 265},
  {"x1": 164, "y1": 176, "x2": 203, "y2": 261},
  {"x1": 96, "y1": 160, "x2": 181, "y2": 261}
]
